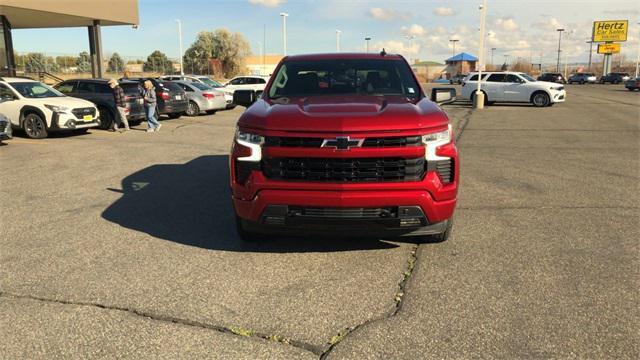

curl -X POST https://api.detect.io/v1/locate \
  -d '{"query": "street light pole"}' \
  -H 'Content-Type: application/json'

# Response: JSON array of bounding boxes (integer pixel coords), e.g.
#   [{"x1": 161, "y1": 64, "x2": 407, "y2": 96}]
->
[
  {"x1": 280, "y1": 12, "x2": 289, "y2": 56},
  {"x1": 556, "y1": 28, "x2": 564, "y2": 72},
  {"x1": 449, "y1": 39, "x2": 459, "y2": 58},
  {"x1": 405, "y1": 35, "x2": 415, "y2": 63},
  {"x1": 586, "y1": 40, "x2": 594, "y2": 71},
  {"x1": 175, "y1": 19, "x2": 183, "y2": 75},
  {"x1": 365, "y1": 37, "x2": 371, "y2": 53},
  {"x1": 474, "y1": 0, "x2": 487, "y2": 110},
  {"x1": 336, "y1": 30, "x2": 341, "y2": 52},
  {"x1": 491, "y1": 47, "x2": 496, "y2": 66}
]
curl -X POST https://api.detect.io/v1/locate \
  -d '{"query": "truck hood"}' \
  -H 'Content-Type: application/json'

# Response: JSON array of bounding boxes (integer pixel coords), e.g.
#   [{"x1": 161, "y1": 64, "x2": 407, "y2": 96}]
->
[{"x1": 238, "y1": 95, "x2": 449, "y2": 133}]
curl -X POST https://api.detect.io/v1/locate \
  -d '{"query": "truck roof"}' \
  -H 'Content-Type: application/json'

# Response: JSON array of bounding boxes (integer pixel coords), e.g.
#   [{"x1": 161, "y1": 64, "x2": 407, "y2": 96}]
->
[{"x1": 284, "y1": 52, "x2": 404, "y2": 61}]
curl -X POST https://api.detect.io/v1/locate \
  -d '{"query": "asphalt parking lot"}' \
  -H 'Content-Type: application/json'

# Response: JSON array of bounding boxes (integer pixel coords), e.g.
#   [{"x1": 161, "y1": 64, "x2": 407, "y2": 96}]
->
[{"x1": 1, "y1": 84, "x2": 638, "y2": 358}]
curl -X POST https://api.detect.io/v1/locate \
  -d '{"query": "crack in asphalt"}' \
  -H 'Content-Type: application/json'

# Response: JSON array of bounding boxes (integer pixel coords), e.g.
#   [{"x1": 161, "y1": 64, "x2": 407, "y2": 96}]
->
[
  {"x1": 318, "y1": 107, "x2": 474, "y2": 359},
  {"x1": 0, "y1": 291, "x2": 322, "y2": 356}
]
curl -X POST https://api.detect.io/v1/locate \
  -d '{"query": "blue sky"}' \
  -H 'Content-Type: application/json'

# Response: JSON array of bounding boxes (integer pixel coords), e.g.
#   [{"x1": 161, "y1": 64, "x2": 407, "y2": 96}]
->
[{"x1": 12, "y1": 0, "x2": 640, "y2": 64}]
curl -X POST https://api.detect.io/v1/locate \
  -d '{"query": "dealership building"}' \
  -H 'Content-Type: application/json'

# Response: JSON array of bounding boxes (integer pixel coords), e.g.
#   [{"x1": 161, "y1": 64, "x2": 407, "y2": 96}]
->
[{"x1": 0, "y1": 0, "x2": 139, "y2": 78}]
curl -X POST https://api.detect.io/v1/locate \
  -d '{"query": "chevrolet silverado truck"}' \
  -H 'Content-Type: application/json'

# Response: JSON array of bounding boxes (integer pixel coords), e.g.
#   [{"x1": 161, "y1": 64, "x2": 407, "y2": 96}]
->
[{"x1": 230, "y1": 52, "x2": 459, "y2": 242}]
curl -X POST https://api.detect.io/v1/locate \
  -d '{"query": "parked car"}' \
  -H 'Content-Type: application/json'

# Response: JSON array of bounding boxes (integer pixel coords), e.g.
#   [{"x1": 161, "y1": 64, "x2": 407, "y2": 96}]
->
[
  {"x1": 223, "y1": 75, "x2": 269, "y2": 94},
  {"x1": 567, "y1": 72, "x2": 597, "y2": 84},
  {"x1": 537, "y1": 72, "x2": 567, "y2": 84},
  {"x1": 160, "y1": 75, "x2": 225, "y2": 88},
  {"x1": 173, "y1": 81, "x2": 227, "y2": 116},
  {"x1": 121, "y1": 78, "x2": 188, "y2": 119},
  {"x1": 0, "y1": 77, "x2": 99, "y2": 139},
  {"x1": 0, "y1": 112, "x2": 12, "y2": 143},
  {"x1": 432, "y1": 77, "x2": 451, "y2": 84},
  {"x1": 54, "y1": 79, "x2": 146, "y2": 129},
  {"x1": 461, "y1": 71, "x2": 566, "y2": 107},
  {"x1": 599, "y1": 72, "x2": 630, "y2": 84},
  {"x1": 450, "y1": 73, "x2": 468, "y2": 85},
  {"x1": 625, "y1": 77, "x2": 640, "y2": 91},
  {"x1": 230, "y1": 52, "x2": 458, "y2": 242}
]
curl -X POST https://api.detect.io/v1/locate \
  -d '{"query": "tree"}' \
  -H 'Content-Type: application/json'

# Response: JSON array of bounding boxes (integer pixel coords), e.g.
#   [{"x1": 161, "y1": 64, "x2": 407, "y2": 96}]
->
[
  {"x1": 143, "y1": 50, "x2": 174, "y2": 74},
  {"x1": 108, "y1": 52, "x2": 125, "y2": 73},
  {"x1": 23, "y1": 53, "x2": 59, "y2": 73},
  {"x1": 55, "y1": 55, "x2": 79, "y2": 71},
  {"x1": 183, "y1": 29, "x2": 251, "y2": 77},
  {"x1": 76, "y1": 51, "x2": 92, "y2": 73}
]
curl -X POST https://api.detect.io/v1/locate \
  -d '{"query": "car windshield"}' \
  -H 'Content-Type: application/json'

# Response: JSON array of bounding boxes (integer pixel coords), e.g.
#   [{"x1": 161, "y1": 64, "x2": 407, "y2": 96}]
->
[
  {"x1": 519, "y1": 73, "x2": 536, "y2": 82},
  {"x1": 198, "y1": 78, "x2": 222, "y2": 87},
  {"x1": 268, "y1": 58, "x2": 421, "y2": 99},
  {"x1": 10, "y1": 82, "x2": 64, "y2": 98}
]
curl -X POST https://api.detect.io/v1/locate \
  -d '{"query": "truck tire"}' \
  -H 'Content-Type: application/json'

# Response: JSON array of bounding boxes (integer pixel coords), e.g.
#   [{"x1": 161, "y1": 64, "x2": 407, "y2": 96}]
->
[
  {"x1": 414, "y1": 219, "x2": 453, "y2": 243},
  {"x1": 98, "y1": 106, "x2": 114, "y2": 130}
]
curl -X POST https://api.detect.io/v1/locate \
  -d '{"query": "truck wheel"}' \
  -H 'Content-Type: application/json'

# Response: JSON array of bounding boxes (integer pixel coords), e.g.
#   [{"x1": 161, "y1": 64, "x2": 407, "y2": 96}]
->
[
  {"x1": 414, "y1": 219, "x2": 453, "y2": 243},
  {"x1": 531, "y1": 92, "x2": 550, "y2": 107},
  {"x1": 235, "y1": 216, "x2": 263, "y2": 242},
  {"x1": 167, "y1": 112, "x2": 182, "y2": 119},
  {"x1": 23, "y1": 113, "x2": 48, "y2": 139}
]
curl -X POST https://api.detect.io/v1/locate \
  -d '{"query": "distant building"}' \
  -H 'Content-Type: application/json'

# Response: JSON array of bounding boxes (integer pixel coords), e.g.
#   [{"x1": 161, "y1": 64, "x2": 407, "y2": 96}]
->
[
  {"x1": 445, "y1": 53, "x2": 478, "y2": 76},
  {"x1": 245, "y1": 55, "x2": 283, "y2": 76},
  {"x1": 411, "y1": 60, "x2": 446, "y2": 81}
]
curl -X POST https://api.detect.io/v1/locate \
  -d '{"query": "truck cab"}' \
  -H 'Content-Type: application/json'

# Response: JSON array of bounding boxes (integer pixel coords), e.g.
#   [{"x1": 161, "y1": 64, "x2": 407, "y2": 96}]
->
[{"x1": 229, "y1": 53, "x2": 458, "y2": 242}]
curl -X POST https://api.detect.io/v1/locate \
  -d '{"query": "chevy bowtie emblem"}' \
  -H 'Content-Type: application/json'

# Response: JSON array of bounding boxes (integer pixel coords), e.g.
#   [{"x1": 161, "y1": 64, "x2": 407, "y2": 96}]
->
[{"x1": 321, "y1": 136, "x2": 365, "y2": 150}]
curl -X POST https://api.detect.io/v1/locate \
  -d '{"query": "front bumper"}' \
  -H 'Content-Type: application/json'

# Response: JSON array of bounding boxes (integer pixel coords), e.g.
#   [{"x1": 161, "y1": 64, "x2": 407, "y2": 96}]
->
[
  {"x1": 50, "y1": 112, "x2": 100, "y2": 130},
  {"x1": 550, "y1": 89, "x2": 566, "y2": 103}
]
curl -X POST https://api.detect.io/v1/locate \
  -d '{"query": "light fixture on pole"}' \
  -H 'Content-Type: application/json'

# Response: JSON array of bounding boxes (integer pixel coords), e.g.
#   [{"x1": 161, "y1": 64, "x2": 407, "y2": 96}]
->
[
  {"x1": 474, "y1": 0, "x2": 487, "y2": 109},
  {"x1": 556, "y1": 28, "x2": 565, "y2": 72},
  {"x1": 365, "y1": 37, "x2": 371, "y2": 53},
  {"x1": 449, "y1": 39, "x2": 459, "y2": 58},
  {"x1": 175, "y1": 19, "x2": 183, "y2": 75},
  {"x1": 336, "y1": 30, "x2": 341, "y2": 52},
  {"x1": 280, "y1": 12, "x2": 289, "y2": 56}
]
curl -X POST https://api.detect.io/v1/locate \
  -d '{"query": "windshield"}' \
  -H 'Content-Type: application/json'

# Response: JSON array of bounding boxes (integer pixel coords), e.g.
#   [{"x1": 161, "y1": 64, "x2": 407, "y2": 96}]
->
[
  {"x1": 198, "y1": 77, "x2": 222, "y2": 87},
  {"x1": 10, "y1": 82, "x2": 64, "y2": 98},
  {"x1": 268, "y1": 58, "x2": 421, "y2": 99},
  {"x1": 519, "y1": 73, "x2": 536, "y2": 82}
]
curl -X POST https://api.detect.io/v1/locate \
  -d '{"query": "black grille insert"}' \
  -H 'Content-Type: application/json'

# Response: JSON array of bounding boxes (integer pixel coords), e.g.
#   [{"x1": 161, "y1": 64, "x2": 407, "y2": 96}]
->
[
  {"x1": 264, "y1": 136, "x2": 421, "y2": 148},
  {"x1": 262, "y1": 157, "x2": 425, "y2": 182},
  {"x1": 71, "y1": 107, "x2": 96, "y2": 119}
]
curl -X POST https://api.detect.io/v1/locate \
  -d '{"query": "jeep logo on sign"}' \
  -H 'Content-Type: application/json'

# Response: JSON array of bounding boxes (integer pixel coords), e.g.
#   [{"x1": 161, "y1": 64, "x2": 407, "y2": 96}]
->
[{"x1": 321, "y1": 136, "x2": 364, "y2": 150}]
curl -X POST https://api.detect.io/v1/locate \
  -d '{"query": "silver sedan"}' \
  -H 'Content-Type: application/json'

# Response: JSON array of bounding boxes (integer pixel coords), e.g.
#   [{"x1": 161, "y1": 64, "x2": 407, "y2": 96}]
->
[{"x1": 173, "y1": 81, "x2": 227, "y2": 116}]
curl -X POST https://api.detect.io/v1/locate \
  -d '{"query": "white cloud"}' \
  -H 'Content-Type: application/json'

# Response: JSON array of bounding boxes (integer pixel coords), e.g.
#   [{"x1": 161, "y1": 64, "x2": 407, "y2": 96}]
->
[
  {"x1": 248, "y1": 0, "x2": 286, "y2": 7},
  {"x1": 401, "y1": 24, "x2": 427, "y2": 37},
  {"x1": 433, "y1": 7, "x2": 456, "y2": 17},
  {"x1": 495, "y1": 18, "x2": 519, "y2": 31},
  {"x1": 368, "y1": 7, "x2": 409, "y2": 21}
]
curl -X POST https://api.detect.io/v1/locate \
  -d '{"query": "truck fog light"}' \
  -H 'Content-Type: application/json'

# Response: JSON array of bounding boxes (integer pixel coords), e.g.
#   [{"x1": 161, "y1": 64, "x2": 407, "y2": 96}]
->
[{"x1": 400, "y1": 218, "x2": 422, "y2": 227}]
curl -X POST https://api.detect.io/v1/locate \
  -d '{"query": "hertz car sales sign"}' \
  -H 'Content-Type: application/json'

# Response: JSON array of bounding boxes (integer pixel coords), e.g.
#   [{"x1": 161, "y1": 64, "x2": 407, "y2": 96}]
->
[{"x1": 592, "y1": 20, "x2": 628, "y2": 42}]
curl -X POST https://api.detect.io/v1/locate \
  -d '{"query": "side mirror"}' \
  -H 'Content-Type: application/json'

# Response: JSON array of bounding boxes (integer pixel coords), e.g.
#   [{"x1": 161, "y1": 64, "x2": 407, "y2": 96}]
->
[
  {"x1": 233, "y1": 90, "x2": 257, "y2": 108},
  {"x1": 430, "y1": 88, "x2": 457, "y2": 105}
]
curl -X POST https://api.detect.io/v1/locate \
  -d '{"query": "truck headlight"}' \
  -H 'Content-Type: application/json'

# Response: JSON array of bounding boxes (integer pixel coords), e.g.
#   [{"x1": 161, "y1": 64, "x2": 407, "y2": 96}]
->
[
  {"x1": 422, "y1": 124, "x2": 452, "y2": 161},
  {"x1": 235, "y1": 129, "x2": 264, "y2": 162},
  {"x1": 44, "y1": 104, "x2": 70, "y2": 113}
]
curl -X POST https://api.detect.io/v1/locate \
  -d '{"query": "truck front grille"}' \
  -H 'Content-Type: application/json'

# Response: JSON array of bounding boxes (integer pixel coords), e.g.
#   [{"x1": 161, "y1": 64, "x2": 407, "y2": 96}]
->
[
  {"x1": 264, "y1": 136, "x2": 421, "y2": 148},
  {"x1": 262, "y1": 157, "x2": 425, "y2": 182}
]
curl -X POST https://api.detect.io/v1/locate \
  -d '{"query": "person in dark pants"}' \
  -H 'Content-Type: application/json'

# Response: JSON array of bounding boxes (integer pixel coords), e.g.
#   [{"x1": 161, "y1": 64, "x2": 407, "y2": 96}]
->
[{"x1": 108, "y1": 79, "x2": 130, "y2": 132}]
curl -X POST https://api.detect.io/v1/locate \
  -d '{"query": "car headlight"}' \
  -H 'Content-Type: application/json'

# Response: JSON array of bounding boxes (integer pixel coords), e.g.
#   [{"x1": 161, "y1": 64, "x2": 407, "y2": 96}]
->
[
  {"x1": 550, "y1": 86, "x2": 563, "y2": 91},
  {"x1": 44, "y1": 104, "x2": 70, "y2": 113},
  {"x1": 422, "y1": 124, "x2": 452, "y2": 144},
  {"x1": 235, "y1": 129, "x2": 264, "y2": 162}
]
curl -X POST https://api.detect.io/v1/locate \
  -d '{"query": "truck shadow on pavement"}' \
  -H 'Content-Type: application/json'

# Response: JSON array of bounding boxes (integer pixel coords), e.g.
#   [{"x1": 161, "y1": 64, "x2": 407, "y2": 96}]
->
[{"x1": 102, "y1": 155, "x2": 402, "y2": 253}]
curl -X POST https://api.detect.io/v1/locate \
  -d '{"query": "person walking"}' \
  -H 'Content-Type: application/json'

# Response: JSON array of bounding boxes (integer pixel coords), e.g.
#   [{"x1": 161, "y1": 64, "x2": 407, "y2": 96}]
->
[
  {"x1": 143, "y1": 80, "x2": 161, "y2": 132},
  {"x1": 107, "y1": 79, "x2": 130, "y2": 132}
]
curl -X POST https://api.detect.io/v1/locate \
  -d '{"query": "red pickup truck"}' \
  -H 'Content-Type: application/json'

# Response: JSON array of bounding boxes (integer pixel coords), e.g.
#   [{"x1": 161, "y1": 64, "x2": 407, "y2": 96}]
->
[{"x1": 230, "y1": 52, "x2": 459, "y2": 242}]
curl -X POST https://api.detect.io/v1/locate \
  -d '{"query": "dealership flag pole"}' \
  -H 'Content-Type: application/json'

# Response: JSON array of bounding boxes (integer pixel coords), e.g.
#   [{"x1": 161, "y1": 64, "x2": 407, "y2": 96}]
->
[{"x1": 474, "y1": 0, "x2": 487, "y2": 109}]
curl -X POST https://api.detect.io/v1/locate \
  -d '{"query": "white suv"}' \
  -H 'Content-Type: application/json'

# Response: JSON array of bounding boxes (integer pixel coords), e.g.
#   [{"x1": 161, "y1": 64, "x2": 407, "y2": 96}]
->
[
  {"x1": 461, "y1": 71, "x2": 566, "y2": 107},
  {"x1": 223, "y1": 76, "x2": 269, "y2": 94},
  {"x1": 0, "y1": 77, "x2": 99, "y2": 138}
]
